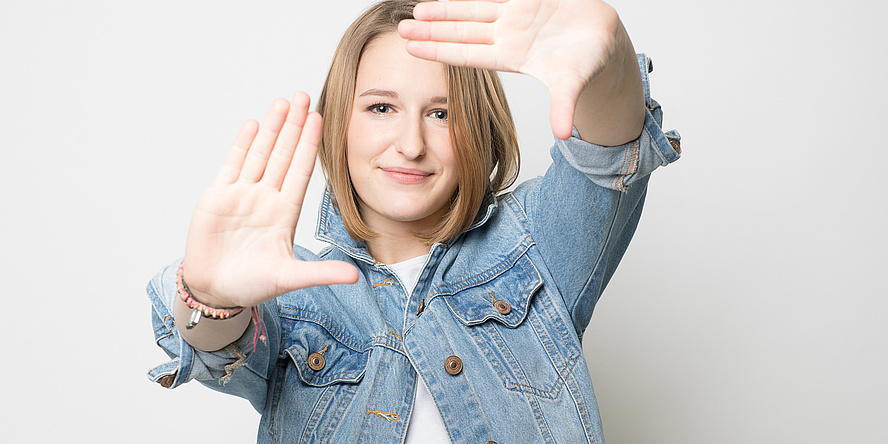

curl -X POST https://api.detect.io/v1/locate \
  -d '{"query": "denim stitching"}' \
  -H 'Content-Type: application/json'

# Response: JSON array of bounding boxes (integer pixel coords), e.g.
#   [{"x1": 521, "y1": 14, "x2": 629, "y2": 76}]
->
[
  {"x1": 532, "y1": 283, "x2": 580, "y2": 366},
  {"x1": 358, "y1": 358, "x2": 384, "y2": 440},
  {"x1": 563, "y1": 371, "x2": 596, "y2": 444},
  {"x1": 618, "y1": 138, "x2": 640, "y2": 190},
  {"x1": 267, "y1": 359, "x2": 288, "y2": 443},
  {"x1": 315, "y1": 193, "x2": 375, "y2": 263},
  {"x1": 442, "y1": 254, "x2": 542, "y2": 329},
  {"x1": 297, "y1": 384, "x2": 331, "y2": 443},
  {"x1": 371, "y1": 339, "x2": 406, "y2": 355},
  {"x1": 522, "y1": 292, "x2": 569, "y2": 398},
  {"x1": 527, "y1": 305, "x2": 571, "y2": 398},
  {"x1": 277, "y1": 307, "x2": 364, "y2": 351},
  {"x1": 318, "y1": 383, "x2": 360, "y2": 443},
  {"x1": 466, "y1": 310, "x2": 566, "y2": 399},
  {"x1": 504, "y1": 193, "x2": 529, "y2": 223},
  {"x1": 372, "y1": 333, "x2": 404, "y2": 350},
  {"x1": 571, "y1": 189, "x2": 623, "y2": 326},
  {"x1": 465, "y1": 321, "x2": 510, "y2": 383},
  {"x1": 285, "y1": 348, "x2": 367, "y2": 385},
  {"x1": 524, "y1": 389, "x2": 557, "y2": 443},
  {"x1": 432, "y1": 235, "x2": 534, "y2": 296},
  {"x1": 482, "y1": 314, "x2": 562, "y2": 401},
  {"x1": 614, "y1": 139, "x2": 630, "y2": 190}
]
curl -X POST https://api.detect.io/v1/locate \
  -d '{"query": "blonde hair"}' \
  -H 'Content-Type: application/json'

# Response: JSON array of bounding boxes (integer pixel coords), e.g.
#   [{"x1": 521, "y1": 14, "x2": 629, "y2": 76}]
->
[{"x1": 317, "y1": 0, "x2": 519, "y2": 245}]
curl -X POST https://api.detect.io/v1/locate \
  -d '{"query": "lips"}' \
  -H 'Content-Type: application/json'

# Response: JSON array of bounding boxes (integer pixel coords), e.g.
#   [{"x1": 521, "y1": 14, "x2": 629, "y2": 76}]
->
[{"x1": 380, "y1": 167, "x2": 432, "y2": 184}]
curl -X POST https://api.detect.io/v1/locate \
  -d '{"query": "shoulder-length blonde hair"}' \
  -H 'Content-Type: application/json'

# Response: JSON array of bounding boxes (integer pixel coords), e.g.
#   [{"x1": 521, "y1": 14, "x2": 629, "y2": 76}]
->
[{"x1": 317, "y1": 0, "x2": 519, "y2": 245}]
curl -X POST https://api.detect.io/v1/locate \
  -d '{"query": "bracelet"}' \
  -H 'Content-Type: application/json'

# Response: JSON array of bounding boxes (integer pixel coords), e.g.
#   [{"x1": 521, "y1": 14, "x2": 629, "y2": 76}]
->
[{"x1": 176, "y1": 262, "x2": 245, "y2": 329}]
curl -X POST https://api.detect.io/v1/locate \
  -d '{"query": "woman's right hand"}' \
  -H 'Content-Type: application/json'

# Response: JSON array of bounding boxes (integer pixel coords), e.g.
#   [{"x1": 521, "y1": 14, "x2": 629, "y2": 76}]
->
[{"x1": 182, "y1": 92, "x2": 359, "y2": 309}]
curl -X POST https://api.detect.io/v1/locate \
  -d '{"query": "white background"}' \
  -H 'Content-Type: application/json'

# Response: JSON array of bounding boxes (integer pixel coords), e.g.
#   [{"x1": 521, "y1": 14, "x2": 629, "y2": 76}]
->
[{"x1": 2, "y1": 0, "x2": 886, "y2": 442}]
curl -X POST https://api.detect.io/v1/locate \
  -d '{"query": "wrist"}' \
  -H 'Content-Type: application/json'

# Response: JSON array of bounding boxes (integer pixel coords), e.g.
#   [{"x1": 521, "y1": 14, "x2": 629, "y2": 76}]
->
[{"x1": 176, "y1": 262, "x2": 245, "y2": 329}]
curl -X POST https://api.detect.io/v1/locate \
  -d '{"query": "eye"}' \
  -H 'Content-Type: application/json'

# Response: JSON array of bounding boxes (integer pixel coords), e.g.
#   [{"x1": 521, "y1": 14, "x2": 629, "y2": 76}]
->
[
  {"x1": 430, "y1": 109, "x2": 448, "y2": 121},
  {"x1": 368, "y1": 103, "x2": 393, "y2": 114}
]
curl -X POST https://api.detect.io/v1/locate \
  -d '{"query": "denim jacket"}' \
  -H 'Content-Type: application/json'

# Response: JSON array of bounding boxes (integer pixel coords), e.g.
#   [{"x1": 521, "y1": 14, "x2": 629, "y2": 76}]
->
[{"x1": 147, "y1": 54, "x2": 680, "y2": 444}]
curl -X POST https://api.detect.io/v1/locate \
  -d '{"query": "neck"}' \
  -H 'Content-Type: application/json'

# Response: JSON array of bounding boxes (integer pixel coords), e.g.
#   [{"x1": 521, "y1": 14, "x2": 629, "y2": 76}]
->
[
  {"x1": 359, "y1": 203, "x2": 448, "y2": 264},
  {"x1": 365, "y1": 232, "x2": 431, "y2": 264}
]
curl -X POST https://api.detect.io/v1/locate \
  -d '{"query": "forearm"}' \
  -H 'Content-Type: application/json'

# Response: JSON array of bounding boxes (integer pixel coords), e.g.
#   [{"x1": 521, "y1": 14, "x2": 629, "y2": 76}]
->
[
  {"x1": 572, "y1": 17, "x2": 645, "y2": 147},
  {"x1": 173, "y1": 295, "x2": 253, "y2": 352}
]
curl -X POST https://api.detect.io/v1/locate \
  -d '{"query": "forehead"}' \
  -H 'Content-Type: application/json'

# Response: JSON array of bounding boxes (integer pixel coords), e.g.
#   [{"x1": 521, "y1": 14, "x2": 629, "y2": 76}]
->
[{"x1": 355, "y1": 32, "x2": 446, "y2": 95}]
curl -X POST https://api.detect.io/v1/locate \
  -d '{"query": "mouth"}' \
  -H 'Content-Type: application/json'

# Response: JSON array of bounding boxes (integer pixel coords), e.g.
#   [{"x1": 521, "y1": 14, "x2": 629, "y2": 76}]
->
[{"x1": 380, "y1": 167, "x2": 432, "y2": 184}]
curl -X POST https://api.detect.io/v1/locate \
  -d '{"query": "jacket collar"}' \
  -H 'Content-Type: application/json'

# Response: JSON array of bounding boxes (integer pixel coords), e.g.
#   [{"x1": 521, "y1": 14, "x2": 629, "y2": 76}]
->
[{"x1": 314, "y1": 189, "x2": 499, "y2": 264}]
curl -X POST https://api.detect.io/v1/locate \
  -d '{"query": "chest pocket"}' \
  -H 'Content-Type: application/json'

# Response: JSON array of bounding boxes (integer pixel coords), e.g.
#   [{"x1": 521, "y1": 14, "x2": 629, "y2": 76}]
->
[
  {"x1": 282, "y1": 317, "x2": 368, "y2": 387},
  {"x1": 441, "y1": 253, "x2": 581, "y2": 399}
]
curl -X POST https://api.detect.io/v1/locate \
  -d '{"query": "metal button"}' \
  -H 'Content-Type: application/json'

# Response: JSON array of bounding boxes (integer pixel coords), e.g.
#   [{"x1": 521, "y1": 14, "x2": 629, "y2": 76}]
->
[
  {"x1": 485, "y1": 441, "x2": 498, "y2": 444},
  {"x1": 158, "y1": 374, "x2": 175, "y2": 388},
  {"x1": 444, "y1": 355, "x2": 463, "y2": 375},
  {"x1": 493, "y1": 300, "x2": 511, "y2": 315},
  {"x1": 308, "y1": 352, "x2": 326, "y2": 371}
]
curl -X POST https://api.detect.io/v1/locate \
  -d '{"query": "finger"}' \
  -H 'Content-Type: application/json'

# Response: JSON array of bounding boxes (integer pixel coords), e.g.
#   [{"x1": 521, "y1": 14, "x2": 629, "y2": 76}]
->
[
  {"x1": 237, "y1": 98, "x2": 290, "y2": 183},
  {"x1": 261, "y1": 92, "x2": 311, "y2": 190},
  {"x1": 404, "y1": 40, "x2": 506, "y2": 71},
  {"x1": 280, "y1": 111, "x2": 323, "y2": 205},
  {"x1": 279, "y1": 260, "x2": 360, "y2": 291},
  {"x1": 548, "y1": 82, "x2": 582, "y2": 140},
  {"x1": 411, "y1": 0, "x2": 503, "y2": 22},
  {"x1": 213, "y1": 119, "x2": 259, "y2": 186},
  {"x1": 399, "y1": 19, "x2": 494, "y2": 44}
]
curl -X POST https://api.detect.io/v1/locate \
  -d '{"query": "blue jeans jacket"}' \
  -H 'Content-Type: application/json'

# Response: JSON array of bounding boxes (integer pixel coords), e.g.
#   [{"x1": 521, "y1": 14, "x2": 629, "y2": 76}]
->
[{"x1": 147, "y1": 54, "x2": 680, "y2": 443}]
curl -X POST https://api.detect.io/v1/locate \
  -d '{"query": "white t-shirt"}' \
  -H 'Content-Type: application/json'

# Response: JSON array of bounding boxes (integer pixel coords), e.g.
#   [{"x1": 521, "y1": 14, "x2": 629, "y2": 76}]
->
[{"x1": 388, "y1": 255, "x2": 452, "y2": 444}]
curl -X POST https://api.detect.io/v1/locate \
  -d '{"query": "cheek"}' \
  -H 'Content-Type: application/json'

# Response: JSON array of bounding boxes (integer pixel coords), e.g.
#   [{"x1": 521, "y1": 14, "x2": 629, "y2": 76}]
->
[
  {"x1": 346, "y1": 119, "x2": 371, "y2": 173},
  {"x1": 436, "y1": 134, "x2": 458, "y2": 179},
  {"x1": 347, "y1": 115, "x2": 390, "y2": 163}
]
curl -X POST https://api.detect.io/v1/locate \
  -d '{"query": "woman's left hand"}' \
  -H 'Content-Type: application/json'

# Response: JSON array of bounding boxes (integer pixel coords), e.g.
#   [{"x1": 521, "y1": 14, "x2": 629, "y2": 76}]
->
[{"x1": 398, "y1": 0, "x2": 643, "y2": 143}]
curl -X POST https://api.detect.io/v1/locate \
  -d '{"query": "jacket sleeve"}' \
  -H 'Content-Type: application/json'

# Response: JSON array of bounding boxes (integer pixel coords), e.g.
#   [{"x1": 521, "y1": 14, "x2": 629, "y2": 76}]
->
[
  {"x1": 145, "y1": 258, "x2": 281, "y2": 412},
  {"x1": 514, "y1": 54, "x2": 680, "y2": 339}
]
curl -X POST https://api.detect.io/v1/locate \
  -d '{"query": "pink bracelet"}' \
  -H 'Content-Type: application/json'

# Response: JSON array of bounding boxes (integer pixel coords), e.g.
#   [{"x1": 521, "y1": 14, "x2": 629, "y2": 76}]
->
[
  {"x1": 176, "y1": 262, "x2": 267, "y2": 351},
  {"x1": 176, "y1": 262, "x2": 245, "y2": 329}
]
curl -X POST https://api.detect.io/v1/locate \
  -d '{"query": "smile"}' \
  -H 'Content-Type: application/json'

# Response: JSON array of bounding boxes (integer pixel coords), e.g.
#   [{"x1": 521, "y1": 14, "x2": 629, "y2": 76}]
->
[{"x1": 380, "y1": 167, "x2": 432, "y2": 184}]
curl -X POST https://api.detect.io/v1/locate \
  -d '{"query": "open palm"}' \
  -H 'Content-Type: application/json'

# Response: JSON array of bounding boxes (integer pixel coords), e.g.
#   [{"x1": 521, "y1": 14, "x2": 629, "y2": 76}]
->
[
  {"x1": 183, "y1": 92, "x2": 358, "y2": 309},
  {"x1": 398, "y1": 0, "x2": 623, "y2": 140}
]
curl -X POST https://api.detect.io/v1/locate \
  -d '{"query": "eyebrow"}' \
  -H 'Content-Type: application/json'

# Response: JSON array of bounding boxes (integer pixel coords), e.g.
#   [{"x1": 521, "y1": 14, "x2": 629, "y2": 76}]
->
[{"x1": 358, "y1": 88, "x2": 447, "y2": 105}]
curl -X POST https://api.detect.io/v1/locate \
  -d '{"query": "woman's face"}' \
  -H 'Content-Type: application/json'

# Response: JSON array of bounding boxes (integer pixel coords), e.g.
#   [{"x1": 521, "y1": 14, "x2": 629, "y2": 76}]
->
[{"x1": 347, "y1": 32, "x2": 457, "y2": 237}]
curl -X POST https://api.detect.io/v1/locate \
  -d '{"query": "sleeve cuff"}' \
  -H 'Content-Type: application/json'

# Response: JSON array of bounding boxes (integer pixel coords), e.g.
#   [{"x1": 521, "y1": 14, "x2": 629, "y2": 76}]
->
[
  {"x1": 553, "y1": 53, "x2": 680, "y2": 191},
  {"x1": 145, "y1": 259, "x2": 274, "y2": 390}
]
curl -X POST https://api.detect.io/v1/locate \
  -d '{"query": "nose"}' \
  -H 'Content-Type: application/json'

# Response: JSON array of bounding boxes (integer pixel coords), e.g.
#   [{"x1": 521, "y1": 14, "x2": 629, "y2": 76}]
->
[{"x1": 394, "y1": 114, "x2": 426, "y2": 160}]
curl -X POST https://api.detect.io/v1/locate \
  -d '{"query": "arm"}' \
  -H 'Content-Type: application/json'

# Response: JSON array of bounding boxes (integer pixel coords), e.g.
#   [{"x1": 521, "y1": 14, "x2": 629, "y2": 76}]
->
[
  {"x1": 522, "y1": 56, "x2": 680, "y2": 337},
  {"x1": 173, "y1": 92, "x2": 358, "y2": 352},
  {"x1": 489, "y1": 60, "x2": 677, "y2": 340},
  {"x1": 571, "y1": 17, "x2": 645, "y2": 146},
  {"x1": 147, "y1": 259, "x2": 282, "y2": 412}
]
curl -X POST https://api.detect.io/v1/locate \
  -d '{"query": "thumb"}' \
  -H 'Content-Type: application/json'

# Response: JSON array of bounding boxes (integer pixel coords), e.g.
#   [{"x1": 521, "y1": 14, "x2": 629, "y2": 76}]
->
[
  {"x1": 278, "y1": 259, "x2": 360, "y2": 292},
  {"x1": 547, "y1": 79, "x2": 584, "y2": 140}
]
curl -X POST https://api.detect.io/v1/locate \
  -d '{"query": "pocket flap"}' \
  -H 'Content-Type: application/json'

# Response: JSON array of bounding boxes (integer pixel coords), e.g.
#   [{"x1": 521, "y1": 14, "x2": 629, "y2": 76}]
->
[
  {"x1": 284, "y1": 320, "x2": 368, "y2": 387},
  {"x1": 440, "y1": 254, "x2": 542, "y2": 328}
]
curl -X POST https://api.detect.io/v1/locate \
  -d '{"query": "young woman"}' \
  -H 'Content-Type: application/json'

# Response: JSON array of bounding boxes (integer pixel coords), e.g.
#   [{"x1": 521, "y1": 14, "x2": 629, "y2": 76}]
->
[{"x1": 147, "y1": 0, "x2": 680, "y2": 442}]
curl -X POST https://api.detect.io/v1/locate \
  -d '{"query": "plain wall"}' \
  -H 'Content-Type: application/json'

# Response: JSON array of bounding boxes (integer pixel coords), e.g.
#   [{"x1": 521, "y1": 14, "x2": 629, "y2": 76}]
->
[{"x1": 1, "y1": 0, "x2": 886, "y2": 442}]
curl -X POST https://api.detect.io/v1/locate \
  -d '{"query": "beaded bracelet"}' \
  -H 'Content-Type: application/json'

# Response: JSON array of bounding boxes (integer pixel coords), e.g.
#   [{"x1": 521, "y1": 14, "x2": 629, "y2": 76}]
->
[{"x1": 176, "y1": 262, "x2": 245, "y2": 329}]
